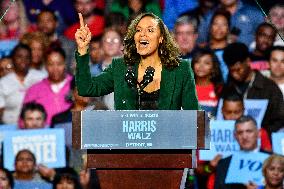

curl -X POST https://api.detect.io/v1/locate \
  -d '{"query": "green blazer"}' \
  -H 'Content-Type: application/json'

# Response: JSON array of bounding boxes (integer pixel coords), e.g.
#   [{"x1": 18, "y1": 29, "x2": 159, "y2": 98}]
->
[{"x1": 75, "y1": 52, "x2": 200, "y2": 110}]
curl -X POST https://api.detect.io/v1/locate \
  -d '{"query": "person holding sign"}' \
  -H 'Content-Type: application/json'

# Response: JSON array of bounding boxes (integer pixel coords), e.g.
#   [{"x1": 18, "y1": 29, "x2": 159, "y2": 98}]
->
[
  {"x1": 214, "y1": 115, "x2": 270, "y2": 189},
  {"x1": 20, "y1": 102, "x2": 47, "y2": 129},
  {"x1": 13, "y1": 149, "x2": 50, "y2": 183},
  {"x1": 75, "y1": 12, "x2": 200, "y2": 110},
  {"x1": 246, "y1": 154, "x2": 284, "y2": 189},
  {"x1": 260, "y1": 154, "x2": 284, "y2": 189}
]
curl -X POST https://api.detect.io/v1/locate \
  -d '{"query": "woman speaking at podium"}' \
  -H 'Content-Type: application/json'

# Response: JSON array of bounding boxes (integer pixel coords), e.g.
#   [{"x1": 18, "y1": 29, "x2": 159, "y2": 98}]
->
[{"x1": 75, "y1": 12, "x2": 200, "y2": 110}]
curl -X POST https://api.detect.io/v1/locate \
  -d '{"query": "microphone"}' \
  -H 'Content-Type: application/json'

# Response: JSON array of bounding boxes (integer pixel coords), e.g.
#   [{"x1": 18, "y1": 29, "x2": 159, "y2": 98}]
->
[
  {"x1": 125, "y1": 66, "x2": 136, "y2": 88},
  {"x1": 139, "y1": 66, "x2": 155, "y2": 90}
]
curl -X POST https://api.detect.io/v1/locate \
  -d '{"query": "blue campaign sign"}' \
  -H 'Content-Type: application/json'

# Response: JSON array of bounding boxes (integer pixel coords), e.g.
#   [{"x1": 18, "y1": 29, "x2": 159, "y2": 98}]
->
[
  {"x1": 216, "y1": 99, "x2": 268, "y2": 128},
  {"x1": 81, "y1": 110, "x2": 198, "y2": 150},
  {"x1": 199, "y1": 120, "x2": 240, "y2": 161},
  {"x1": 14, "y1": 181, "x2": 52, "y2": 189},
  {"x1": 0, "y1": 124, "x2": 17, "y2": 142},
  {"x1": 3, "y1": 128, "x2": 66, "y2": 171},
  {"x1": 0, "y1": 40, "x2": 18, "y2": 58},
  {"x1": 0, "y1": 124, "x2": 17, "y2": 155},
  {"x1": 244, "y1": 100, "x2": 268, "y2": 128},
  {"x1": 225, "y1": 151, "x2": 269, "y2": 185},
  {"x1": 0, "y1": 124, "x2": 17, "y2": 131},
  {"x1": 272, "y1": 132, "x2": 284, "y2": 155}
]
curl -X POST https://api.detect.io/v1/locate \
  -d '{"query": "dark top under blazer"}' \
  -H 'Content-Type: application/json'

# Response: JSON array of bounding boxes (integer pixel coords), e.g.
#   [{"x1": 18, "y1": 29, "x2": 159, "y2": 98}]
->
[{"x1": 75, "y1": 52, "x2": 200, "y2": 110}]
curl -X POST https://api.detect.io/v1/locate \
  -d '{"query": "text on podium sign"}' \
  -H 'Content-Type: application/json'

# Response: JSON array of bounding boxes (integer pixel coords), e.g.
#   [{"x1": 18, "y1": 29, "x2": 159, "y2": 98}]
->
[{"x1": 81, "y1": 110, "x2": 198, "y2": 150}]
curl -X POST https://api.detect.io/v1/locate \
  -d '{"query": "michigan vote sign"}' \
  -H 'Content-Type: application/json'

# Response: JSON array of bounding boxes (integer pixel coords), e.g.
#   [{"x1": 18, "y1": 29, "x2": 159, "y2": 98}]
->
[{"x1": 3, "y1": 128, "x2": 66, "y2": 170}]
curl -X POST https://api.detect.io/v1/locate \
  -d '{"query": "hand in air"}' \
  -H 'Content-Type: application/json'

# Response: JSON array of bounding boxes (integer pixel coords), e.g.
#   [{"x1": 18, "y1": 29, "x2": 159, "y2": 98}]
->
[{"x1": 75, "y1": 13, "x2": 91, "y2": 55}]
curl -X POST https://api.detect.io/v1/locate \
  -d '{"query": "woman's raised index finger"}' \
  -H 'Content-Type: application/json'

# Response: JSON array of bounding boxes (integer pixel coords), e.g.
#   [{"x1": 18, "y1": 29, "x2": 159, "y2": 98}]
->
[{"x1": 79, "y1": 13, "x2": 84, "y2": 28}]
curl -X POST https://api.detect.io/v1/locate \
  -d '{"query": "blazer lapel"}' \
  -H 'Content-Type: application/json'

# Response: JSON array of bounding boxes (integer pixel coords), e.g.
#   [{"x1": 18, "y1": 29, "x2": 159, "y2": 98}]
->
[
  {"x1": 120, "y1": 61, "x2": 138, "y2": 110},
  {"x1": 159, "y1": 67, "x2": 176, "y2": 109}
]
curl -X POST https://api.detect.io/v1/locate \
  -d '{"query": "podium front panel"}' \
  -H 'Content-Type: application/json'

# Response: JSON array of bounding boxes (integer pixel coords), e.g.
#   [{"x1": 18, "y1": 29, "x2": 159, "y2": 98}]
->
[
  {"x1": 80, "y1": 110, "x2": 197, "y2": 150},
  {"x1": 86, "y1": 153, "x2": 194, "y2": 168}
]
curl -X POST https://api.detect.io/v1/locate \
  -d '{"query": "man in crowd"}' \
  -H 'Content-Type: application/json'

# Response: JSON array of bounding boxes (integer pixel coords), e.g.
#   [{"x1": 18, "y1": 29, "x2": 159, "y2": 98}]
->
[
  {"x1": 250, "y1": 23, "x2": 277, "y2": 62},
  {"x1": 269, "y1": 46, "x2": 284, "y2": 98},
  {"x1": 36, "y1": 10, "x2": 76, "y2": 72},
  {"x1": 222, "y1": 42, "x2": 284, "y2": 136},
  {"x1": 249, "y1": 23, "x2": 277, "y2": 76},
  {"x1": 214, "y1": 115, "x2": 268, "y2": 189},
  {"x1": 221, "y1": 93, "x2": 244, "y2": 120},
  {"x1": 174, "y1": 15, "x2": 199, "y2": 60},
  {"x1": 220, "y1": 92, "x2": 271, "y2": 151},
  {"x1": 20, "y1": 102, "x2": 46, "y2": 129}
]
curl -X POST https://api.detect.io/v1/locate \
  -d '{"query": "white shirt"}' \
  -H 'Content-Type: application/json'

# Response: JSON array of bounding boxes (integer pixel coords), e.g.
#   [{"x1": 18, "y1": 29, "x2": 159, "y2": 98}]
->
[
  {"x1": 278, "y1": 83, "x2": 284, "y2": 100},
  {"x1": 0, "y1": 69, "x2": 46, "y2": 124},
  {"x1": 50, "y1": 78, "x2": 68, "y2": 93}
]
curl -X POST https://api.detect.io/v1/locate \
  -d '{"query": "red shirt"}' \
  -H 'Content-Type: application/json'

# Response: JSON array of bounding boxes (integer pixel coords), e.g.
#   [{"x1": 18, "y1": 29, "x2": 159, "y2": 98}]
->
[
  {"x1": 196, "y1": 83, "x2": 218, "y2": 107},
  {"x1": 64, "y1": 15, "x2": 105, "y2": 40}
]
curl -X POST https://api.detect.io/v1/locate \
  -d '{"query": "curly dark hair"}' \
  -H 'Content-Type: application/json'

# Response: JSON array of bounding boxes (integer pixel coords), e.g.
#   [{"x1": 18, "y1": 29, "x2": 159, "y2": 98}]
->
[
  {"x1": 123, "y1": 12, "x2": 180, "y2": 69},
  {"x1": 53, "y1": 167, "x2": 82, "y2": 189},
  {"x1": 192, "y1": 48, "x2": 223, "y2": 84},
  {"x1": 192, "y1": 48, "x2": 224, "y2": 96}
]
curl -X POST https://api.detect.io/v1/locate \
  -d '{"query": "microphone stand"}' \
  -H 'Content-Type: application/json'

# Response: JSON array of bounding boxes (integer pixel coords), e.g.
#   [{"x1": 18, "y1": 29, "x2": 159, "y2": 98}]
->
[{"x1": 137, "y1": 87, "x2": 142, "y2": 110}]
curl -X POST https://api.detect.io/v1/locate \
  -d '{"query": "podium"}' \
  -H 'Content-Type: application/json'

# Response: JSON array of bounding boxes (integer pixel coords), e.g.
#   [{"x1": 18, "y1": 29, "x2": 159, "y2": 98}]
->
[{"x1": 72, "y1": 110, "x2": 209, "y2": 189}]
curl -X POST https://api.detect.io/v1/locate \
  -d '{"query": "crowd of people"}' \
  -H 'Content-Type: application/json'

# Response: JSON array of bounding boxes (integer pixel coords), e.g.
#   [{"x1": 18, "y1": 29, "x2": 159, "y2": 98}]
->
[{"x1": 0, "y1": 0, "x2": 284, "y2": 188}]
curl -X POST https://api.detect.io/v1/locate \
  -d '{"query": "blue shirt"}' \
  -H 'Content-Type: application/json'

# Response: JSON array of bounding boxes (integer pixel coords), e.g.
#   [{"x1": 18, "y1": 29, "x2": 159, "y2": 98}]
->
[
  {"x1": 90, "y1": 63, "x2": 103, "y2": 77},
  {"x1": 198, "y1": 0, "x2": 264, "y2": 46},
  {"x1": 163, "y1": 0, "x2": 199, "y2": 31}
]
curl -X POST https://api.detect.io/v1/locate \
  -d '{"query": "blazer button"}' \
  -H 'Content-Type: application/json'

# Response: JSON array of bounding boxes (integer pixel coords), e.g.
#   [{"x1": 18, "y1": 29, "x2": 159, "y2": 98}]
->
[{"x1": 122, "y1": 100, "x2": 126, "y2": 104}]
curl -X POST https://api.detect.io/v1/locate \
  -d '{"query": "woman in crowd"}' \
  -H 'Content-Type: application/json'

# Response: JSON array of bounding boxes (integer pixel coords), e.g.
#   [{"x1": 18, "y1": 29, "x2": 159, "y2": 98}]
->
[
  {"x1": 192, "y1": 48, "x2": 223, "y2": 117},
  {"x1": 0, "y1": 0, "x2": 29, "y2": 40},
  {"x1": 0, "y1": 167, "x2": 14, "y2": 189},
  {"x1": 247, "y1": 154, "x2": 284, "y2": 189},
  {"x1": 23, "y1": 45, "x2": 73, "y2": 126},
  {"x1": 207, "y1": 9, "x2": 230, "y2": 51},
  {"x1": 75, "y1": 12, "x2": 200, "y2": 110},
  {"x1": 20, "y1": 32, "x2": 50, "y2": 75},
  {"x1": 259, "y1": 154, "x2": 284, "y2": 189},
  {"x1": 204, "y1": 9, "x2": 231, "y2": 82},
  {"x1": 13, "y1": 149, "x2": 45, "y2": 182}
]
